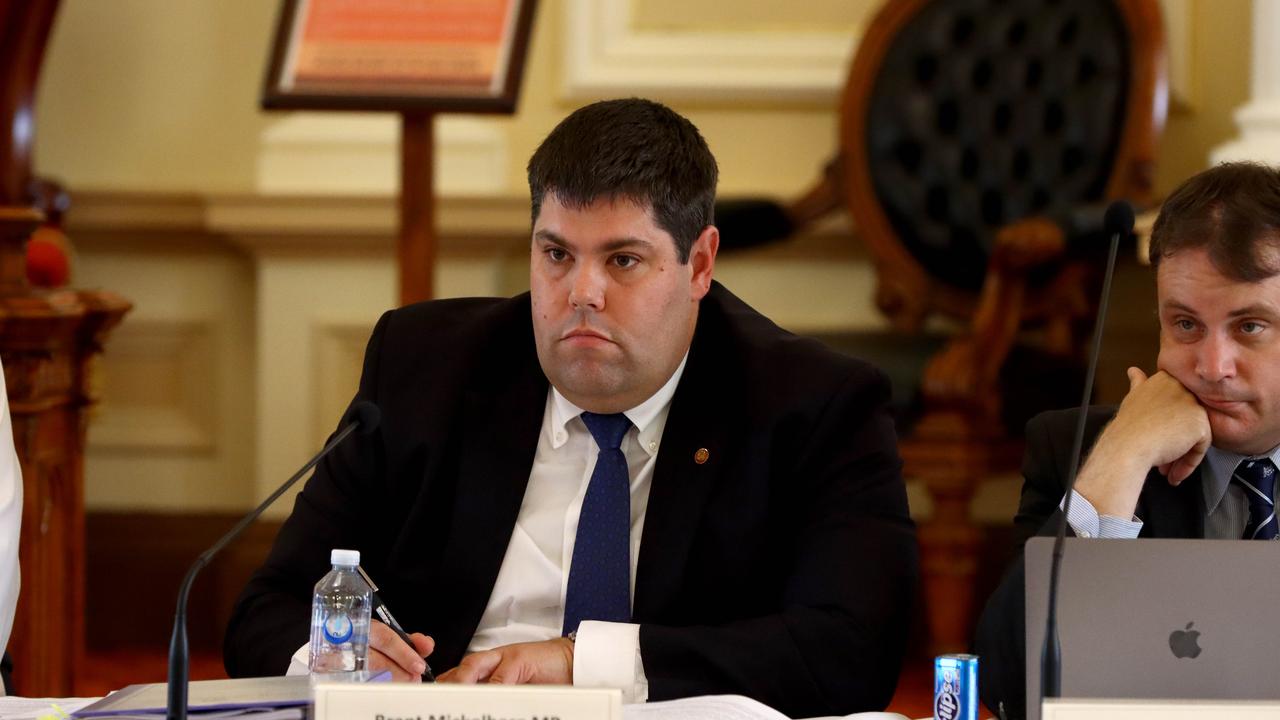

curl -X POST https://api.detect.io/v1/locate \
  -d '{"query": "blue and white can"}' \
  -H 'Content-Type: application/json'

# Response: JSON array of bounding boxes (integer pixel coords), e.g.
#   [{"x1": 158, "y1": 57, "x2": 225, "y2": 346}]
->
[{"x1": 934, "y1": 653, "x2": 978, "y2": 720}]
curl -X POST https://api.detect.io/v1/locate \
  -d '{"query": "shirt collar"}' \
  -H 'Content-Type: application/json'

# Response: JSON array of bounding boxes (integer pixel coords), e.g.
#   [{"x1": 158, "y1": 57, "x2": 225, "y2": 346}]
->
[
  {"x1": 548, "y1": 351, "x2": 689, "y2": 456},
  {"x1": 1203, "y1": 443, "x2": 1280, "y2": 514}
]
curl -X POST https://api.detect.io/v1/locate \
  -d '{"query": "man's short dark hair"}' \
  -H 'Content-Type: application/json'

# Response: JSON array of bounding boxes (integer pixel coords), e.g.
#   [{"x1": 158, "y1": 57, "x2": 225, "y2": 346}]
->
[
  {"x1": 527, "y1": 98, "x2": 718, "y2": 264},
  {"x1": 1149, "y1": 161, "x2": 1280, "y2": 281}
]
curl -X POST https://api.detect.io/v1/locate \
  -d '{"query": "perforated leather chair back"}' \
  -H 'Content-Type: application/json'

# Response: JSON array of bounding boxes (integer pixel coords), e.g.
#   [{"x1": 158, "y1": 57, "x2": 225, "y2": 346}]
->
[{"x1": 841, "y1": 0, "x2": 1165, "y2": 322}]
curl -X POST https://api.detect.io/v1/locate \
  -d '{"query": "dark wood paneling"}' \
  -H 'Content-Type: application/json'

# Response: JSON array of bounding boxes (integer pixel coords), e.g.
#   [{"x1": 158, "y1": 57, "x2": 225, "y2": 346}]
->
[{"x1": 85, "y1": 512, "x2": 283, "y2": 655}]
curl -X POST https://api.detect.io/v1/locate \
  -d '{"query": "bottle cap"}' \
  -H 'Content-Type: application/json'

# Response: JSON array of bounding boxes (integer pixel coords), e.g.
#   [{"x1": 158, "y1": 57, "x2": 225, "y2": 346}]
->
[{"x1": 330, "y1": 548, "x2": 360, "y2": 566}]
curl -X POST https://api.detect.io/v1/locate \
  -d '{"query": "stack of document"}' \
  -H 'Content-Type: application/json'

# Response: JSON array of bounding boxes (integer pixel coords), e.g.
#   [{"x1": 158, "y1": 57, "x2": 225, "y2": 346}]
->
[
  {"x1": 71, "y1": 676, "x2": 313, "y2": 719},
  {"x1": 0, "y1": 696, "x2": 98, "y2": 720}
]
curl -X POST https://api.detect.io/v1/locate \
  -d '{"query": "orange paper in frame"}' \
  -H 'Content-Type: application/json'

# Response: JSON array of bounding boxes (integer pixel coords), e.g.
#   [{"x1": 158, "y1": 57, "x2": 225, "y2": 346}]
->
[{"x1": 287, "y1": 0, "x2": 516, "y2": 94}]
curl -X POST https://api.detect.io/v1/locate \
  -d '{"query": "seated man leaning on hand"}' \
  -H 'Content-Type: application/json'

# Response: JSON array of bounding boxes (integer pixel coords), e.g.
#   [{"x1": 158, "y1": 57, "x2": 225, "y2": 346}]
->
[
  {"x1": 224, "y1": 98, "x2": 918, "y2": 718},
  {"x1": 974, "y1": 161, "x2": 1280, "y2": 719}
]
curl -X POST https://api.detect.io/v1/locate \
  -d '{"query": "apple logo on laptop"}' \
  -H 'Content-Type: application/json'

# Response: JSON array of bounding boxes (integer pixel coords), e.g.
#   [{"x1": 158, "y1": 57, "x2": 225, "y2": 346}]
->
[{"x1": 1169, "y1": 622, "x2": 1202, "y2": 659}]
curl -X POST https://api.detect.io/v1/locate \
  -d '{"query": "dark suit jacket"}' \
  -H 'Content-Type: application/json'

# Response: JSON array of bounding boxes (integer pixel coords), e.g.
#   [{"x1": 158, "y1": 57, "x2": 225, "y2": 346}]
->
[
  {"x1": 223, "y1": 282, "x2": 918, "y2": 718},
  {"x1": 973, "y1": 406, "x2": 1207, "y2": 719}
]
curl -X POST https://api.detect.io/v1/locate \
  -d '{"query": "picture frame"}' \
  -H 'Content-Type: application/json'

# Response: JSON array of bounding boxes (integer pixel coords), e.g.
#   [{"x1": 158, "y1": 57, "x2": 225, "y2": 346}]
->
[{"x1": 262, "y1": 0, "x2": 537, "y2": 114}]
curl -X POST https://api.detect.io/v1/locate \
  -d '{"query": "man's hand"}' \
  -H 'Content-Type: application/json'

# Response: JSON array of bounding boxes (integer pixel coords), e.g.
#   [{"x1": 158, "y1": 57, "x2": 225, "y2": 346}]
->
[
  {"x1": 367, "y1": 621, "x2": 435, "y2": 681},
  {"x1": 1074, "y1": 368, "x2": 1211, "y2": 519},
  {"x1": 437, "y1": 638, "x2": 574, "y2": 685}
]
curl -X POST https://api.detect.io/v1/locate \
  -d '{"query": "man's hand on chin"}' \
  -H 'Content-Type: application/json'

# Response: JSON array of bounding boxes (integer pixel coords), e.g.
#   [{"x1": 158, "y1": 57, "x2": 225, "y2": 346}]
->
[
  {"x1": 438, "y1": 638, "x2": 574, "y2": 685},
  {"x1": 1075, "y1": 367, "x2": 1212, "y2": 519}
]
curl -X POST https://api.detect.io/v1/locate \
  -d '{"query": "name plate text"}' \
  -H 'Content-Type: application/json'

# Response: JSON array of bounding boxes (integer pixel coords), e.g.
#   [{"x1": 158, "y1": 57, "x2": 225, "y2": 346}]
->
[{"x1": 312, "y1": 682, "x2": 623, "y2": 720}]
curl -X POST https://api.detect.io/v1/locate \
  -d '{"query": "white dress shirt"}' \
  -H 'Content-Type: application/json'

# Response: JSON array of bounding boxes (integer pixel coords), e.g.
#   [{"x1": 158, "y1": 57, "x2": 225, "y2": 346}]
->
[
  {"x1": 466, "y1": 352, "x2": 686, "y2": 702},
  {"x1": 290, "y1": 354, "x2": 687, "y2": 704},
  {"x1": 1064, "y1": 444, "x2": 1280, "y2": 539},
  {"x1": 0, "y1": 361, "x2": 22, "y2": 691}
]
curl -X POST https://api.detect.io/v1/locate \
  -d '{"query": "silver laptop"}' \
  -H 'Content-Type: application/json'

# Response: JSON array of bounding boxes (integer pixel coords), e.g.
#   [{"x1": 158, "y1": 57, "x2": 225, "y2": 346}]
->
[{"x1": 1024, "y1": 537, "x2": 1280, "y2": 720}]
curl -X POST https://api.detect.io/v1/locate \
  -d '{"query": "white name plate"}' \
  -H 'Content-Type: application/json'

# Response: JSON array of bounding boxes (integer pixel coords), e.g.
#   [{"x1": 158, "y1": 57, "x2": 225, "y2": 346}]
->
[
  {"x1": 313, "y1": 682, "x2": 623, "y2": 720},
  {"x1": 1043, "y1": 698, "x2": 1280, "y2": 719}
]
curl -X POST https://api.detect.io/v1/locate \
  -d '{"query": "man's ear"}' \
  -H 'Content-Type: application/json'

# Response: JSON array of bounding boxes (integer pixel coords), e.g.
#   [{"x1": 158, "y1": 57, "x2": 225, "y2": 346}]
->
[{"x1": 688, "y1": 225, "x2": 719, "y2": 301}]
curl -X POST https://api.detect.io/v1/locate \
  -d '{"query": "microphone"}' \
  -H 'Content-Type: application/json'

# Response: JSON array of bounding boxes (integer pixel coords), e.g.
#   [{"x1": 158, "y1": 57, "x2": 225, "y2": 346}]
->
[
  {"x1": 1039, "y1": 201, "x2": 1134, "y2": 706},
  {"x1": 166, "y1": 401, "x2": 381, "y2": 720},
  {"x1": 1102, "y1": 202, "x2": 1136, "y2": 244}
]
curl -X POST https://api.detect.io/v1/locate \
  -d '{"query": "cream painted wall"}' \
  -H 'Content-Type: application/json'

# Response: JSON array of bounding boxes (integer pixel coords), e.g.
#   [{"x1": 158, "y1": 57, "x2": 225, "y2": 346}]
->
[
  {"x1": 35, "y1": 0, "x2": 1254, "y2": 200},
  {"x1": 76, "y1": 246, "x2": 257, "y2": 512},
  {"x1": 28, "y1": 0, "x2": 1256, "y2": 513},
  {"x1": 35, "y1": 0, "x2": 278, "y2": 193},
  {"x1": 1155, "y1": 0, "x2": 1253, "y2": 195},
  {"x1": 34, "y1": 0, "x2": 855, "y2": 199},
  {"x1": 633, "y1": 0, "x2": 879, "y2": 32}
]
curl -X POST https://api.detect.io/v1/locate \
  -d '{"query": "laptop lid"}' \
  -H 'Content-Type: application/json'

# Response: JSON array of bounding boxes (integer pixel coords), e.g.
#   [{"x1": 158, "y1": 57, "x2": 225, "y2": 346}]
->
[{"x1": 1023, "y1": 537, "x2": 1280, "y2": 720}]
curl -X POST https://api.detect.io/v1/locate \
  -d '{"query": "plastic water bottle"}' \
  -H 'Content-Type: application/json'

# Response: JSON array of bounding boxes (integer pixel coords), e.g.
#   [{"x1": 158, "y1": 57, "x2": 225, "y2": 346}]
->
[{"x1": 308, "y1": 548, "x2": 372, "y2": 679}]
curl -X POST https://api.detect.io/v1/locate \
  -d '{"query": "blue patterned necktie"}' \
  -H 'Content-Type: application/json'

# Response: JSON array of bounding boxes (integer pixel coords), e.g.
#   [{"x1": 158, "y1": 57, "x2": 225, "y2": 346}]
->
[
  {"x1": 563, "y1": 412, "x2": 633, "y2": 635},
  {"x1": 1232, "y1": 458, "x2": 1278, "y2": 540}
]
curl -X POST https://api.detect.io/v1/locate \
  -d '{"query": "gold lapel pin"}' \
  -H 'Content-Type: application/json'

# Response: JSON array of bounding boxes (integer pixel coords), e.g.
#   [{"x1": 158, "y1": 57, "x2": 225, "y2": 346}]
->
[{"x1": 694, "y1": 447, "x2": 709, "y2": 464}]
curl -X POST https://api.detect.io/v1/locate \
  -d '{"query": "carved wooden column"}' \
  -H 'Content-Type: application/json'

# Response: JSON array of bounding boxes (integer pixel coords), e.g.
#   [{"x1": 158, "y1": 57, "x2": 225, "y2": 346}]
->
[
  {"x1": 902, "y1": 417, "x2": 1021, "y2": 655},
  {"x1": 1, "y1": 0, "x2": 132, "y2": 695},
  {"x1": 0, "y1": 245, "x2": 130, "y2": 694}
]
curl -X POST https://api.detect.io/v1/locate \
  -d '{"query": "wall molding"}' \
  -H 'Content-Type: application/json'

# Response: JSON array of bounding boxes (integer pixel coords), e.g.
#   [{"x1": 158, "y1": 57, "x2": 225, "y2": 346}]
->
[
  {"x1": 64, "y1": 190, "x2": 858, "y2": 260},
  {"x1": 256, "y1": 114, "x2": 509, "y2": 196},
  {"x1": 563, "y1": 0, "x2": 1194, "y2": 108},
  {"x1": 312, "y1": 321, "x2": 377, "y2": 450},
  {"x1": 65, "y1": 191, "x2": 534, "y2": 256},
  {"x1": 561, "y1": 0, "x2": 857, "y2": 103},
  {"x1": 89, "y1": 320, "x2": 218, "y2": 452}
]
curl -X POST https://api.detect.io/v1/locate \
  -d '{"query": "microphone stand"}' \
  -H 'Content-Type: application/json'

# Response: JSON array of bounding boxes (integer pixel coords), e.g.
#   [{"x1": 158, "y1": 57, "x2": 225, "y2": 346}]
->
[
  {"x1": 1040, "y1": 202, "x2": 1132, "y2": 706},
  {"x1": 167, "y1": 404, "x2": 376, "y2": 720}
]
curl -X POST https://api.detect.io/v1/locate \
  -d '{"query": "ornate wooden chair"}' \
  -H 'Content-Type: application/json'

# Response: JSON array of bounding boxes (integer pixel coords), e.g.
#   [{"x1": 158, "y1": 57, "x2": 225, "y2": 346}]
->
[{"x1": 718, "y1": 0, "x2": 1166, "y2": 652}]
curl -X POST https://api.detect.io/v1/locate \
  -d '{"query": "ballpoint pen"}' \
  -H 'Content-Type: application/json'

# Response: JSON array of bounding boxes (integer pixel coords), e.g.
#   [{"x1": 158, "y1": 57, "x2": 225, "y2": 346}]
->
[{"x1": 358, "y1": 565, "x2": 436, "y2": 682}]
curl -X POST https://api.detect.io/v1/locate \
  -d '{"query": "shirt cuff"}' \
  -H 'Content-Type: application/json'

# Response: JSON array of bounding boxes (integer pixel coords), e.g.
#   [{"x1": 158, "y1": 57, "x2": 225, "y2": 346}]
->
[
  {"x1": 572, "y1": 621, "x2": 648, "y2": 703},
  {"x1": 286, "y1": 642, "x2": 310, "y2": 676},
  {"x1": 1061, "y1": 489, "x2": 1143, "y2": 539}
]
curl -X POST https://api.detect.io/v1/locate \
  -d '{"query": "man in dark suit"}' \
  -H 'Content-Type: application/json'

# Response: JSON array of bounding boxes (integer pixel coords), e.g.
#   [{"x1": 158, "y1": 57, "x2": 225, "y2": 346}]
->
[
  {"x1": 224, "y1": 98, "x2": 917, "y2": 717},
  {"x1": 975, "y1": 162, "x2": 1280, "y2": 719}
]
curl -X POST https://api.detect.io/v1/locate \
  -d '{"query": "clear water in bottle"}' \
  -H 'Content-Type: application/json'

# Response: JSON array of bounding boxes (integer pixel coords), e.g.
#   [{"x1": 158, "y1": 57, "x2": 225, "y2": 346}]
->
[{"x1": 308, "y1": 548, "x2": 371, "y2": 680}]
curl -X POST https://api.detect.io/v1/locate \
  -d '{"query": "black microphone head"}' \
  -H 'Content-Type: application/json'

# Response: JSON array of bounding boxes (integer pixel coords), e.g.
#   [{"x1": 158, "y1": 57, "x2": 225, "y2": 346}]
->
[
  {"x1": 345, "y1": 400, "x2": 381, "y2": 435},
  {"x1": 1104, "y1": 200, "x2": 1135, "y2": 237}
]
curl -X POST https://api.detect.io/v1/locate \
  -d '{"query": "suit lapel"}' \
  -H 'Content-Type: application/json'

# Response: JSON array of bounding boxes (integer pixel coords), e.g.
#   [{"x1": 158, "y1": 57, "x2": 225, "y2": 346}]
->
[
  {"x1": 432, "y1": 329, "x2": 547, "y2": 665},
  {"x1": 1137, "y1": 464, "x2": 1206, "y2": 538},
  {"x1": 634, "y1": 304, "x2": 736, "y2": 618}
]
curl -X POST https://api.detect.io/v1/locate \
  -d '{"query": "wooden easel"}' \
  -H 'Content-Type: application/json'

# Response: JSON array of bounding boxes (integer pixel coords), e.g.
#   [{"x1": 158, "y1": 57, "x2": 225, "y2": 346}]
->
[
  {"x1": 261, "y1": 0, "x2": 539, "y2": 307},
  {"x1": 399, "y1": 113, "x2": 435, "y2": 304}
]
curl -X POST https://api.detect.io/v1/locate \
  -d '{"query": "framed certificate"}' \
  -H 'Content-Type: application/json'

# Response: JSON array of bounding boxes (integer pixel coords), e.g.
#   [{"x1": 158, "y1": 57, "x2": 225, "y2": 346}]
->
[{"x1": 262, "y1": 0, "x2": 537, "y2": 113}]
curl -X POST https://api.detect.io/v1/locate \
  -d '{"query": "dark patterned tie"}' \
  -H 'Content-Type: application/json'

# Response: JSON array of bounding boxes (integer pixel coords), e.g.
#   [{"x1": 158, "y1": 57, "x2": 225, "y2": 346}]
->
[
  {"x1": 562, "y1": 412, "x2": 633, "y2": 635},
  {"x1": 1232, "y1": 458, "x2": 1278, "y2": 540}
]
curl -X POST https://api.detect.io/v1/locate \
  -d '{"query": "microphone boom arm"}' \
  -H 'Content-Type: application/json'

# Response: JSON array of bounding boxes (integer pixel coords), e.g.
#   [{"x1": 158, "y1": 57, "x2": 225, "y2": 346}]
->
[
  {"x1": 1040, "y1": 202, "x2": 1130, "y2": 704},
  {"x1": 167, "y1": 408, "x2": 373, "y2": 720}
]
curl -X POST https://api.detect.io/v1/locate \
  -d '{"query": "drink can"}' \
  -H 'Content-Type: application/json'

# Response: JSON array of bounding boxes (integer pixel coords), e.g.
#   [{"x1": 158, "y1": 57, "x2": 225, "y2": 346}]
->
[{"x1": 934, "y1": 653, "x2": 978, "y2": 720}]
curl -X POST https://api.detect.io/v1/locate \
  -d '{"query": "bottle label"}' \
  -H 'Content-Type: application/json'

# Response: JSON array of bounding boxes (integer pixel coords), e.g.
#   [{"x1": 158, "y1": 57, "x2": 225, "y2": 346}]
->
[{"x1": 322, "y1": 610, "x2": 354, "y2": 644}]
